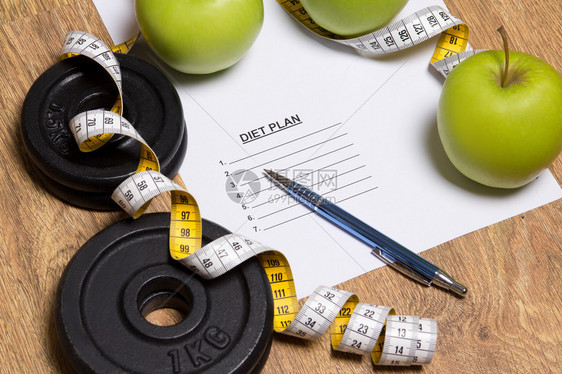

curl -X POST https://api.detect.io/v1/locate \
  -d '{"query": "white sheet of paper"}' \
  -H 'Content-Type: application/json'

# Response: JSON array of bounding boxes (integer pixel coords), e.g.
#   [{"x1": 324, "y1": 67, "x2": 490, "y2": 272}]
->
[{"x1": 93, "y1": 0, "x2": 561, "y2": 298}]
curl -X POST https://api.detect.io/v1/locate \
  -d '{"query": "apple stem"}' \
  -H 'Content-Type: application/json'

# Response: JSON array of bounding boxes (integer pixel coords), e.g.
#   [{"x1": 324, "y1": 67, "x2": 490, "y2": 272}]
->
[{"x1": 497, "y1": 26, "x2": 509, "y2": 88}]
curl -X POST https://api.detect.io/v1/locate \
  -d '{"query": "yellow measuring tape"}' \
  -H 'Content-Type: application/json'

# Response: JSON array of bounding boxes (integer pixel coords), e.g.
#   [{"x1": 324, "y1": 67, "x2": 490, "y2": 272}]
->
[{"x1": 60, "y1": 3, "x2": 477, "y2": 366}]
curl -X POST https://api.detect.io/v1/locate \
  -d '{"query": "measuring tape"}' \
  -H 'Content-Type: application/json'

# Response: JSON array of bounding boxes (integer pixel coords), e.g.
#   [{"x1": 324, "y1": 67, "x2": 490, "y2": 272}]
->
[
  {"x1": 59, "y1": 29, "x2": 440, "y2": 368},
  {"x1": 178, "y1": 234, "x2": 437, "y2": 365},
  {"x1": 276, "y1": 0, "x2": 485, "y2": 77}
]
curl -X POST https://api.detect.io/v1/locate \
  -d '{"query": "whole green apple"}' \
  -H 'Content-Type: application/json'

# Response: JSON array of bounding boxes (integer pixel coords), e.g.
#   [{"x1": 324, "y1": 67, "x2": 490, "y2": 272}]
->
[
  {"x1": 135, "y1": 0, "x2": 264, "y2": 74},
  {"x1": 437, "y1": 46, "x2": 562, "y2": 188},
  {"x1": 300, "y1": 0, "x2": 408, "y2": 37}
]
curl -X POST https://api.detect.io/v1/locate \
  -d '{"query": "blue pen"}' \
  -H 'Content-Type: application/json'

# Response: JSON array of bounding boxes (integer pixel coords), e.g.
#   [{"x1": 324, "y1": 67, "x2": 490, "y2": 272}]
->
[{"x1": 264, "y1": 169, "x2": 467, "y2": 297}]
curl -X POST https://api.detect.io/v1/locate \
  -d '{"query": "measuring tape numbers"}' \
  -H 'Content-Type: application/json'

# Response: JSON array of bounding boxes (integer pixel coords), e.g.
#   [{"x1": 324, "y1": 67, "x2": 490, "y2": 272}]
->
[
  {"x1": 178, "y1": 235, "x2": 437, "y2": 365},
  {"x1": 59, "y1": 30, "x2": 439, "y2": 369},
  {"x1": 276, "y1": 0, "x2": 486, "y2": 78}
]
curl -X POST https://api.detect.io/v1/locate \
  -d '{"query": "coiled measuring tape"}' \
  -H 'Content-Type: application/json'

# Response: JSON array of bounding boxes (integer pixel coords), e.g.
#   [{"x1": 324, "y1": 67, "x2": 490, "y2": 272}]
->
[
  {"x1": 59, "y1": 15, "x2": 488, "y2": 366},
  {"x1": 177, "y1": 234, "x2": 437, "y2": 365},
  {"x1": 277, "y1": 1, "x2": 484, "y2": 77}
]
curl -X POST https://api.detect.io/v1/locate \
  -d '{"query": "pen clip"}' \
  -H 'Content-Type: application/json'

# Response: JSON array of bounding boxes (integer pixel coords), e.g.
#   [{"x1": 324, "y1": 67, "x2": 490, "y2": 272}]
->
[{"x1": 370, "y1": 247, "x2": 432, "y2": 286}]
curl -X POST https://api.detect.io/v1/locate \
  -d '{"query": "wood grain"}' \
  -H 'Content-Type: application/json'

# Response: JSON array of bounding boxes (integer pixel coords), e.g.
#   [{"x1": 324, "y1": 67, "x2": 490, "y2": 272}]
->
[{"x1": 0, "y1": 1, "x2": 560, "y2": 373}]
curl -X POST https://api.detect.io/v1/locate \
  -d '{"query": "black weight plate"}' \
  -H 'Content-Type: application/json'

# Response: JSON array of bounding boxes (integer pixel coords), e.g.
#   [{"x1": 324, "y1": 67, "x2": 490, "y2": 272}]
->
[
  {"x1": 56, "y1": 213, "x2": 273, "y2": 373},
  {"x1": 27, "y1": 130, "x2": 187, "y2": 210},
  {"x1": 21, "y1": 53, "x2": 186, "y2": 193}
]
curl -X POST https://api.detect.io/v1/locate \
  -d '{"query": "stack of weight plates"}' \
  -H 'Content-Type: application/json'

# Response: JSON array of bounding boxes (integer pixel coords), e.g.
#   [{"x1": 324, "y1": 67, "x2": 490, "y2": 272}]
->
[{"x1": 21, "y1": 53, "x2": 187, "y2": 210}]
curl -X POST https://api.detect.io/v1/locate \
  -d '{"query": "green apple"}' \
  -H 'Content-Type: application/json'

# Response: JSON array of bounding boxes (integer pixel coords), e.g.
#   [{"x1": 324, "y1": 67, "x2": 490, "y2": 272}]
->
[
  {"x1": 300, "y1": 0, "x2": 408, "y2": 37},
  {"x1": 437, "y1": 29, "x2": 562, "y2": 188},
  {"x1": 135, "y1": 0, "x2": 264, "y2": 74}
]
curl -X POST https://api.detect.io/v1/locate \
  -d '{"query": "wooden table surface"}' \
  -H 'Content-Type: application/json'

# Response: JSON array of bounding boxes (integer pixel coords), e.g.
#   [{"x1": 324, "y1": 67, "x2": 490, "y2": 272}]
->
[{"x1": 0, "y1": 0, "x2": 560, "y2": 373}]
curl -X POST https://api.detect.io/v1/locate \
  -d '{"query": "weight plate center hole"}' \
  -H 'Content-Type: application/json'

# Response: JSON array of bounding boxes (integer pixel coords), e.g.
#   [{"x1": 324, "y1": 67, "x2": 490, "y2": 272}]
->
[{"x1": 137, "y1": 277, "x2": 192, "y2": 327}]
